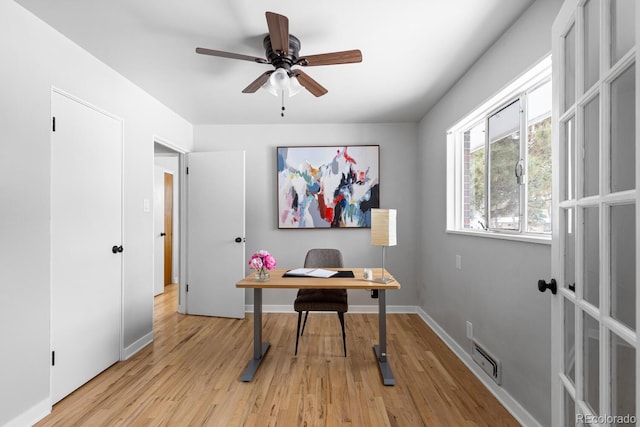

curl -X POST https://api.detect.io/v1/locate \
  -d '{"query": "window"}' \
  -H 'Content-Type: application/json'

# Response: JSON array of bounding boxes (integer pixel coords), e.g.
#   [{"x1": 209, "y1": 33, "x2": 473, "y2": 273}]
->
[{"x1": 447, "y1": 56, "x2": 552, "y2": 241}]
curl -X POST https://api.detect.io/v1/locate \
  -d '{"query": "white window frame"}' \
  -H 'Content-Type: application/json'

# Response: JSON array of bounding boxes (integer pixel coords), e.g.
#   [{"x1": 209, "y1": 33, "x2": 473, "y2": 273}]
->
[{"x1": 446, "y1": 55, "x2": 552, "y2": 244}]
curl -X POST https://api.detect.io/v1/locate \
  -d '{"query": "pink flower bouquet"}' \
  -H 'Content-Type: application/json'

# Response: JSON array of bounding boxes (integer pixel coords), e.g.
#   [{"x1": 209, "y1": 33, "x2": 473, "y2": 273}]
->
[{"x1": 248, "y1": 250, "x2": 277, "y2": 274}]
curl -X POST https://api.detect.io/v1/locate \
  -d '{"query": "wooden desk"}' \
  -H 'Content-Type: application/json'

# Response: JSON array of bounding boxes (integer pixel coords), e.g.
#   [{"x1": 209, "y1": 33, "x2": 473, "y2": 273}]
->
[{"x1": 236, "y1": 268, "x2": 401, "y2": 386}]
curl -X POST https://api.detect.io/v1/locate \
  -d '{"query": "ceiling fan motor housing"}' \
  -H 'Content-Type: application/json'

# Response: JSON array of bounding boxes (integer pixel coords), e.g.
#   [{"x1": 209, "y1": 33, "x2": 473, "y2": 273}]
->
[{"x1": 263, "y1": 34, "x2": 301, "y2": 72}]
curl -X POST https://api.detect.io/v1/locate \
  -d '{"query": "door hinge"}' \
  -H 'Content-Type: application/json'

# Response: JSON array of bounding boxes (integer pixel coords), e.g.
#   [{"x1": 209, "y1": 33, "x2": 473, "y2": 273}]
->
[
  {"x1": 186, "y1": 284, "x2": 189, "y2": 292},
  {"x1": 51, "y1": 350, "x2": 55, "y2": 366},
  {"x1": 186, "y1": 167, "x2": 189, "y2": 175},
  {"x1": 52, "y1": 117, "x2": 56, "y2": 132}
]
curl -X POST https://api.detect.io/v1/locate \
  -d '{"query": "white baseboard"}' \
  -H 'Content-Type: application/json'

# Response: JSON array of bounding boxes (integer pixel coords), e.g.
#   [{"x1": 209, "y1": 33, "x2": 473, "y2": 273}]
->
[
  {"x1": 245, "y1": 305, "x2": 419, "y2": 314},
  {"x1": 245, "y1": 304, "x2": 292, "y2": 313},
  {"x1": 3, "y1": 398, "x2": 50, "y2": 427},
  {"x1": 122, "y1": 331, "x2": 153, "y2": 360},
  {"x1": 416, "y1": 307, "x2": 541, "y2": 427}
]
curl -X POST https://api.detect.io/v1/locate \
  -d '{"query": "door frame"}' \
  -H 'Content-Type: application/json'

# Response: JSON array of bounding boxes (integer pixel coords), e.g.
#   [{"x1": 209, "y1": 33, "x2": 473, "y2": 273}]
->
[{"x1": 153, "y1": 136, "x2": 188, "y2": 314}]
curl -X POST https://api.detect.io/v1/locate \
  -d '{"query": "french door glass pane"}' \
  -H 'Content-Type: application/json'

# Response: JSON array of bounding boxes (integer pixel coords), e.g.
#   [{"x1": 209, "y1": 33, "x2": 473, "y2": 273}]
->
[
  {"x1": 563, "y1": 117, "x2": 576, "y2": 201},
  {"x1": 583, "y1": 207, "x2": 600, "y2": 307},
  {"x1": 610, "y1": 203, "x2": 636, "y2": 330},
  {"x1": 565, "y1": 388, "x2": 576, "y2": 426},
  {"x1": 584, "y1": 96, "x2": 600, "y2": 197},
  {"x1": 611, "y1": 0, "x2": 636, "y2": 65},
  {"x1": 610, "y1": 64, "x2": 636, "y2": 193},
  {"x1": 565, "y1": 24, "x2": 576, "y2": 112},
  {"x1": 564, "y1": 299, "x2": 575, "y2": 382},
  {"x1": 583, "y1": 312, "x2": 600, "y2": 415},
  {"x1": 489, "y1": 101, "x2": 520, "y2": 230},
  {"x1": 584, "y1": 0, "x2": 600, "y2": 91},
  {"x1": 564, "y1": 208, "x2": 576, "y2": 292},
  {"x1": 610, "y1": 331, "x2": 636, "y2": 424}
]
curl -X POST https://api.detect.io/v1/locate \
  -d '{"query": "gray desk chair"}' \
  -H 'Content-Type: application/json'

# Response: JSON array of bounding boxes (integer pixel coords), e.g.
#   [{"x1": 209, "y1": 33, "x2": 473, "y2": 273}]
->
[{"x1": 294, "y1": 249, "x2": 348, "y2": 356}]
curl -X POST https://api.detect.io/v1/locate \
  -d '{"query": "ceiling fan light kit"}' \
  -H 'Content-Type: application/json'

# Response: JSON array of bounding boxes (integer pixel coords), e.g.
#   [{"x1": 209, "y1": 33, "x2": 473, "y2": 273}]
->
[
  {"x1": 269, "y1": 68, "x2": 290, "y2": 90},
  {"x1": 288, "y1": 76, "x2": 303, "y2": 97},
  {"x1": 195, "y1": 11, "x2": 362, "y2": 116},
  {"x1": 262, "y1": 68, "x2": 303, "y2": 98}
]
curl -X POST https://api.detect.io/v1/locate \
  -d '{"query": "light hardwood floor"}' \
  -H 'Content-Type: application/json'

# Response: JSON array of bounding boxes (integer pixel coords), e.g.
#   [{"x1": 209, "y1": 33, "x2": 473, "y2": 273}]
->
[{"x1": 37, "y1": 284, "x2": 518, "y2": 426}]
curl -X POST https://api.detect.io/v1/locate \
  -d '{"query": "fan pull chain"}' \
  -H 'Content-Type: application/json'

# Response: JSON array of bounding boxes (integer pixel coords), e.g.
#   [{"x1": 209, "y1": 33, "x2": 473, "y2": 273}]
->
[{"x1": 281, "y1": 90, "x2": 285, "y2": 117}]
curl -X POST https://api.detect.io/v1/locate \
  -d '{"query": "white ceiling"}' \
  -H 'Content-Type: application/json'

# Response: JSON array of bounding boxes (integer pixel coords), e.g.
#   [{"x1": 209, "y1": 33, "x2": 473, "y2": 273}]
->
[{"x1": 15, "y1": 0, "x2": 534, "y2": 125}]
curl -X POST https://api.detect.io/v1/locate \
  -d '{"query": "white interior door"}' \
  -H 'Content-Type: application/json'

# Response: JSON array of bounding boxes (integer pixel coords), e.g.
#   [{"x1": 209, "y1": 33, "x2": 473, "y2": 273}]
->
[
  {"x1": 551, "y1": 1, "x2": 638, "y2": 425},
  {"x1": 51, "y1": 90, "x2": 122, "y2": 403},
  {"x1": 154, "y1": 167, "x2": 165, "y2": 296},
  {"x1": 187, "y1": 151, "x2": 245, "y2": 318}
]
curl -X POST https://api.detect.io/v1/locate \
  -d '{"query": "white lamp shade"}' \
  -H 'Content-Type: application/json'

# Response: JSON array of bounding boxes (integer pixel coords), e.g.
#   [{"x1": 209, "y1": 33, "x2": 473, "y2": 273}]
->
[
  {"x1": 261, "y1": 80, "x2": 279, "y2": 97},
  {"x1": 288, "y1": 75, "x2": 303, "y2": 97},
  {"x1": 370, "y1": 208, "x2": 397, "y2": 246},
  {"x1": 269, "y1": 68, "x2": 290, "y2": 90}
]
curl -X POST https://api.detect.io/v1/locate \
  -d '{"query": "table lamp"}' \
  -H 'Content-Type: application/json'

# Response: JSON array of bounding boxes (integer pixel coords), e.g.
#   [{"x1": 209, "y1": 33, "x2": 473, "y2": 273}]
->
[{"x1": 370, "y1": 208, "x2": 397, "y2": 283}]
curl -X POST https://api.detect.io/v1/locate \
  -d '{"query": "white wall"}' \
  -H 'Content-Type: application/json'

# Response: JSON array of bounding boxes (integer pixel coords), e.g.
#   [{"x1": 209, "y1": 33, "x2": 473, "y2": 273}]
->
[
  {"x1": 194, "y1": 123, "x2": 419, "y2": 308},
  {"x1": 417, "y1": 0, "x2": 562, "y2": 425},
  {"x1": 0, "y1": 1, "x2": 193, "y2": 424}
]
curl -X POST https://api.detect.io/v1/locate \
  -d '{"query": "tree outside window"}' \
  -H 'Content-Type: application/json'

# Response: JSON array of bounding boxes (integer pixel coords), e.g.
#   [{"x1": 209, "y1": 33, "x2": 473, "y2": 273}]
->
[{"x1": 457, "y1": 76, "x2": 551, "y2": 237}]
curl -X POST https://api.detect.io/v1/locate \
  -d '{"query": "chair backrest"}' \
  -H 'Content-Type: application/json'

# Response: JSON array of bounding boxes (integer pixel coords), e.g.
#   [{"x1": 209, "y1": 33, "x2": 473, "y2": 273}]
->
[{"x1": 303, "y1": 249, "x2": 344, "y2": 268}]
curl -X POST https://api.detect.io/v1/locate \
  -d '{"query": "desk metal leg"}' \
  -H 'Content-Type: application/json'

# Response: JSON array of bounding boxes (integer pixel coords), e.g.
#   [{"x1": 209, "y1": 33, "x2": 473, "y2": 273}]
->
[
  {"x1": 240, "y1": 288, "x2": 270, "y2": 382},
  {"x1": 373, "y1": 289, "x2": 395, "y2": 386}
]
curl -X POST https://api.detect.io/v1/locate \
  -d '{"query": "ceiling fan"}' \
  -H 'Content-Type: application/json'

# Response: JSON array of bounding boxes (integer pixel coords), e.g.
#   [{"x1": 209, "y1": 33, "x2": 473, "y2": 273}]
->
[{"x1": 195, "y1": 11, "x2": 362, "y2": 97}]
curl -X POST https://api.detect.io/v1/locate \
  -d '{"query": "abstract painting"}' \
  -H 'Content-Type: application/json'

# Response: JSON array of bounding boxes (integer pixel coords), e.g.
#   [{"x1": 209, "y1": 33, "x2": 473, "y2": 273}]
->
[{"x1": 277, "y1": 145, "x2": 380, "y2": 228}]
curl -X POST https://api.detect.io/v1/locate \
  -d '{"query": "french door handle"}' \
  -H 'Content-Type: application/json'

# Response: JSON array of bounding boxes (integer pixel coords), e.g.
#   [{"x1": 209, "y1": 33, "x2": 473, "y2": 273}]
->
[
  {"x1": 537, "y1": 278, "x2": 557, "y2": 295},
  {"x1": 111, "y1": 245, "x2": 124, "y2": 254}
]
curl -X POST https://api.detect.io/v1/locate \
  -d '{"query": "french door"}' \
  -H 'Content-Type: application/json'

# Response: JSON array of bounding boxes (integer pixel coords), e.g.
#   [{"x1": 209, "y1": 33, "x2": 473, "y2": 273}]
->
[{"x1": 551, "y1": 0, "x2": 638, "y2": 425}]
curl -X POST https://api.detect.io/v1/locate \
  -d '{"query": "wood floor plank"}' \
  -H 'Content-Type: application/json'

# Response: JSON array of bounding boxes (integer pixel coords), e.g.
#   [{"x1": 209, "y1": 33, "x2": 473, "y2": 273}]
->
[{"x1": 36, "y1": 284, "x2": 519, "y2": 426}]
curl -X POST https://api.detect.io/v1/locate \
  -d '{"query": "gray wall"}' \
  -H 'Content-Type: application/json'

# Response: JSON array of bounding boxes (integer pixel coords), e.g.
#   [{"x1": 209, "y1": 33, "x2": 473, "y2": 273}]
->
[
  {"x1": 194, "y1": 123, "x2": 419, "y2": 308},
  {"x1": 417, "y1": 0, "x2": 562, "y2": 425},
  {"x1": 0, "y1": 1, "x2": 192, "y2": 424}
]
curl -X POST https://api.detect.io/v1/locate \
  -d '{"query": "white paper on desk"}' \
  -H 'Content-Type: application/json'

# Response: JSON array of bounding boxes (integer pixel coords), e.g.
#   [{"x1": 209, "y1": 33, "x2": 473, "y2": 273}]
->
[{"x1": 287, "y1": 268, "x2": 337, "y2": 278}]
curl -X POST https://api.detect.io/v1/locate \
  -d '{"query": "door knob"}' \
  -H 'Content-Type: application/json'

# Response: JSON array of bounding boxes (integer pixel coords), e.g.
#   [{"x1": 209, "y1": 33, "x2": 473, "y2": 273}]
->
[
  {"x1": 112, "y1": 245, "x2": 124, "y2": 254},
  {"x1": 235, "y1": 237, "x2": 244, "y2": 243},
  {"x1": 538, "y1": 278, "x2": 557, "y2": 295},
  {"x1": 160, "y1": 232, "x2": 166, "y2": 237}
]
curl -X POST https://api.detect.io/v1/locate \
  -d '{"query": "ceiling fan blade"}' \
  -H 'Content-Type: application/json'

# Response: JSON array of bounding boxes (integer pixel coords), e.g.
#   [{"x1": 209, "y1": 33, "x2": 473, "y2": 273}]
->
[
  {"x1": 292, "y1": 70, "x2": 328, "y2": 97},
  {"x1": 298, "y1": 50, "x2": 363, "y2": 66},
  {"x1": 196, "y1": 47, "x2": 268, "y2": 64},
  {"x1": 242, "y1": 71, "x2": 274, "y2": 93},
  {"x1": 265, "y1": 11, "x2": 289, "y2": 56}
]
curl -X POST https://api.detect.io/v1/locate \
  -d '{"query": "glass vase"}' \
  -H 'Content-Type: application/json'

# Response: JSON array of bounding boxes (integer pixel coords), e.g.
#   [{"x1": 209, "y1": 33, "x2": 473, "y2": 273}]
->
[{"x1": 255, "y1": 270, "x2": 270, "y2": 282}]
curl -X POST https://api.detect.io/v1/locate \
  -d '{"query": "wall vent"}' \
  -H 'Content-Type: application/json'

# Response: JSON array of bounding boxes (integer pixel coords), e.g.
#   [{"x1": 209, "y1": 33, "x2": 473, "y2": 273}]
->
[{"x1": 471, "y1": 340, "x2": 501, "y2": 385}]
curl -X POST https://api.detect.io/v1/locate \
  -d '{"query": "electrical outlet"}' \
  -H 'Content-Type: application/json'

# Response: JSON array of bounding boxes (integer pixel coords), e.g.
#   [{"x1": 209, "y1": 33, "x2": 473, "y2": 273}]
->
[
  {"x1": 456, "y1": 255, "x2": 462, "y2": 270},
  {"x1": 466, "y1": 321, "x2": 473, "y2": 339}
]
